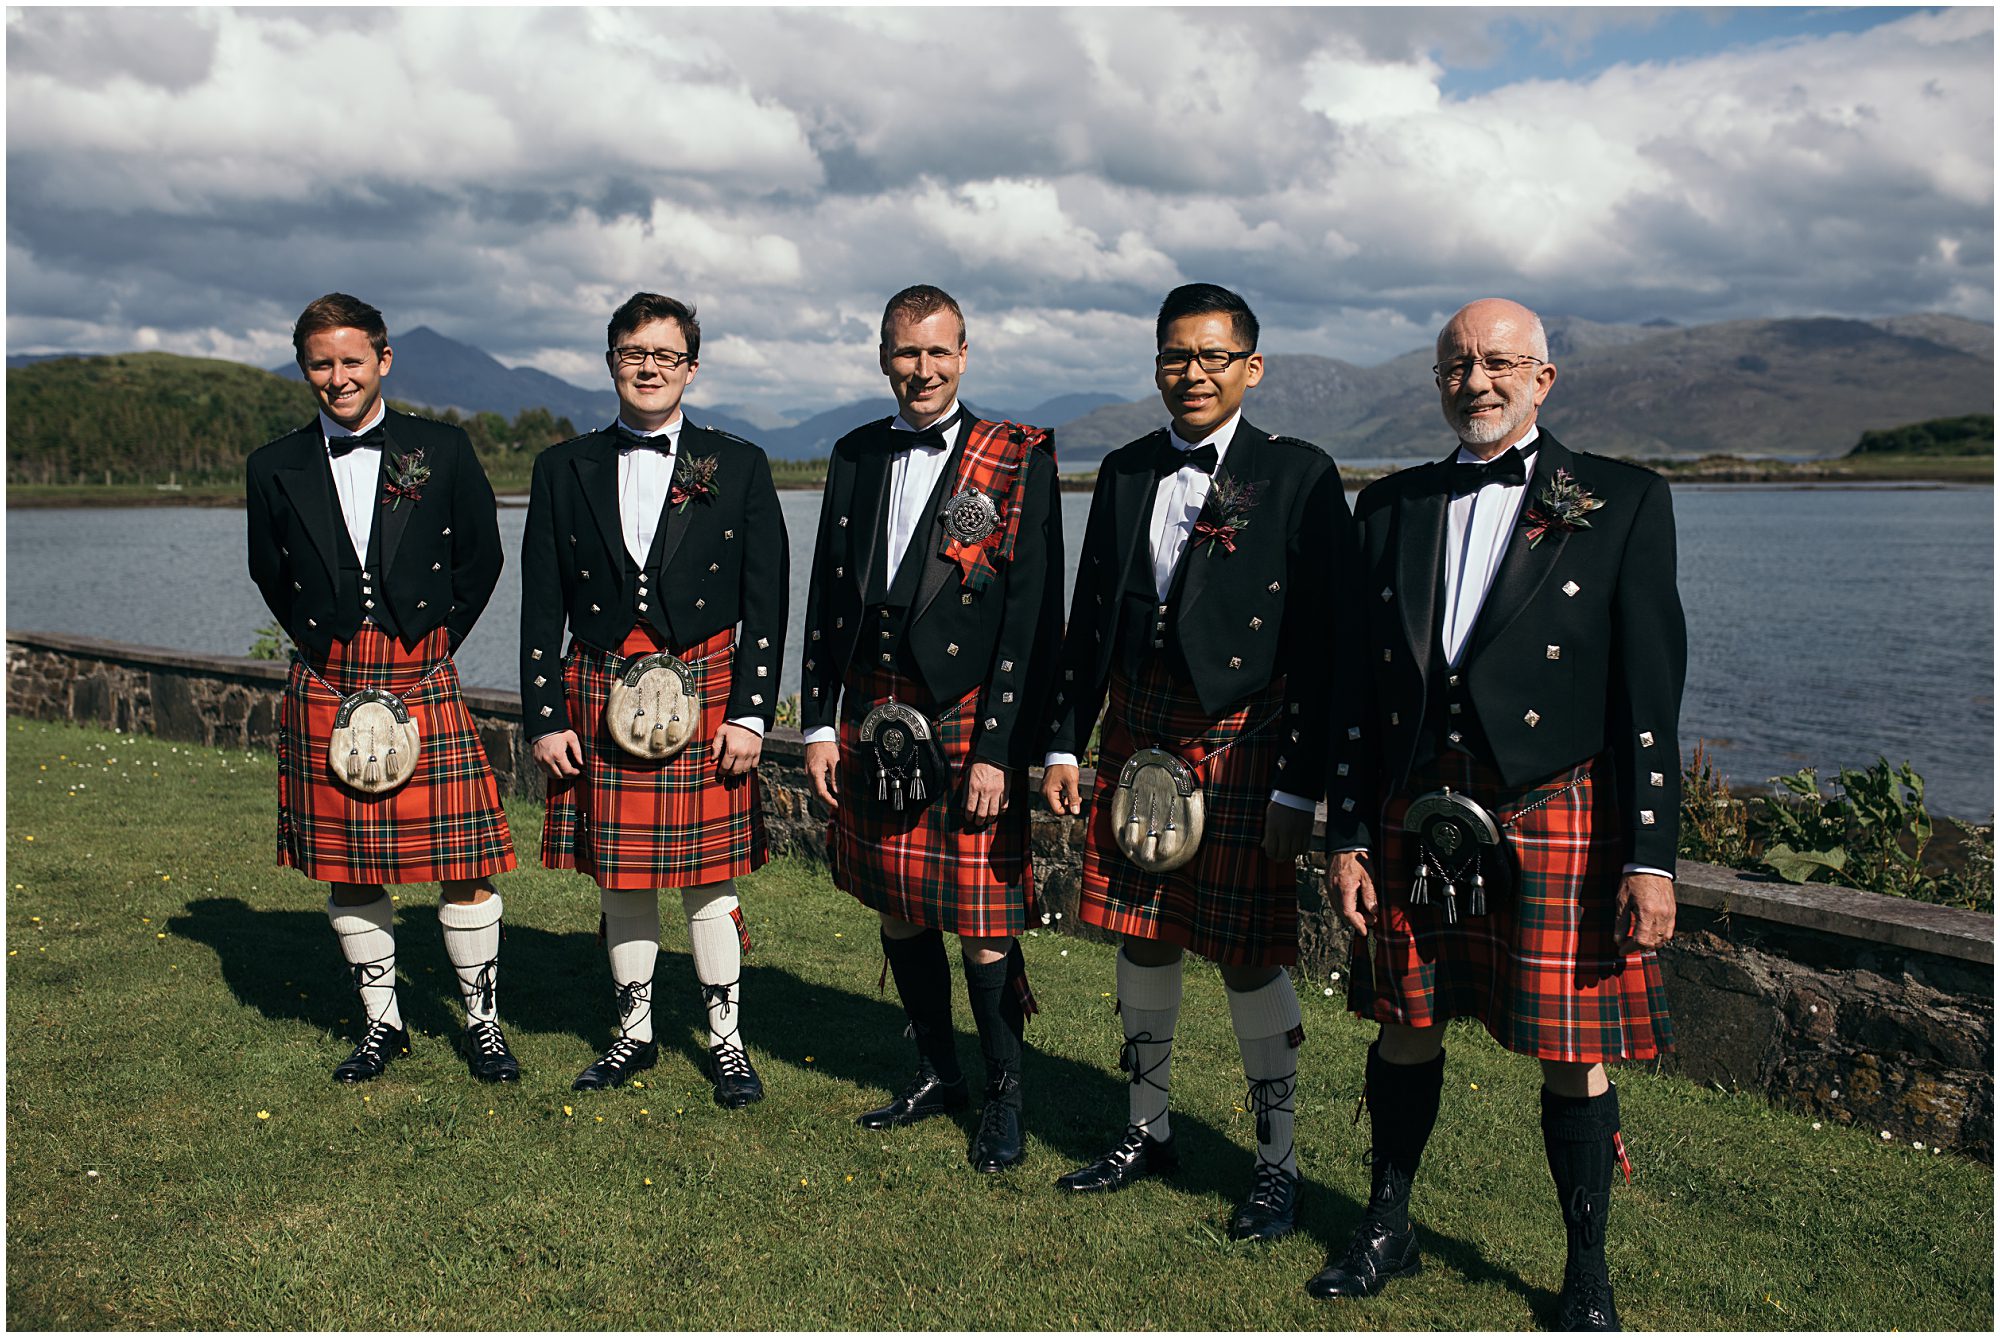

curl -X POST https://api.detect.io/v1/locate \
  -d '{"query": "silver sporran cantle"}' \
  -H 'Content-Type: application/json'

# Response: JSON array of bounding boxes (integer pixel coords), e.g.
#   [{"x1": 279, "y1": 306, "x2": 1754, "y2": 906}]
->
[
  {"x1": 605, "y1": 651, "x2": 699, "y2": 760},
  {"x1": 858, "y1": 699, "x2": 946, "y2": 811},
  {"x1": 328, "y1": 687, "x2": 422, "y2": 796},
  {"x1": 1401, "y1": 787, "x2": 1505, "y2": 923},
  {"x1": 1112, "y1": 747, "x2": 1206, "y2": 873}
]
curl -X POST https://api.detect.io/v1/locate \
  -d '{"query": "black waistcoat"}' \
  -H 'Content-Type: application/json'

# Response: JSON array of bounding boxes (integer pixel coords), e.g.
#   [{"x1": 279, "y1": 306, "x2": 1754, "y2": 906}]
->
[
  {"x1": 335, "y1": 511, "x2": 401, "y2": 642},
  {"x1": 1114, "y1": 496, "x2": 1194, "y2": 682},
  {"x1": 862, "y1": 435, "x2": 966, "y2": 677},
  {"x1": 633, "y1": 500, "x2": 676, "y2": 645}
]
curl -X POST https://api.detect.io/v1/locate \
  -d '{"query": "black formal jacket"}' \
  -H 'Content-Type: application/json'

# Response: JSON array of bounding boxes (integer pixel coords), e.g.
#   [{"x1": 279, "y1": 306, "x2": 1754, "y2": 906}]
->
[
  {"x1": 800, "y1": 416, "x2": 1063, "y2": 772},
  {"x1": 246, "y1": 409, "x2": 503, "y2": 660},
  {"x1": 1328, "y1": 430, "x2": 1688, "y2": 870},
  {"x1": 1046, "y1": 417, "x2": 1367, "y2": 810},
  {"x1": 518, "y1": 420, "x2": 788, "y2": 736}
]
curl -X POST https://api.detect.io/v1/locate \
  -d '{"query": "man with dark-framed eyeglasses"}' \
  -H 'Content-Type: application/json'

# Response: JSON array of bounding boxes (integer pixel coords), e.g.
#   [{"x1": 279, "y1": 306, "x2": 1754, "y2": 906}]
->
[
  {"x1": 1313, "y1": 297, "x2": 1685, "y2": 1330},
  {"x1": 1043, "y1": 282, "x2": 1367, "y2": 1243},
  {"x1": 519, "y1": 291, "x2": 788, "y2": 1109}
]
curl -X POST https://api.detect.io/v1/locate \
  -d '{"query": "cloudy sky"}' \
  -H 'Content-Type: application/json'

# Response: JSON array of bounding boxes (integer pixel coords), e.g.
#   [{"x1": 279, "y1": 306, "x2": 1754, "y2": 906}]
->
[{"x1": 6, "y1": 4, "x2": 1992, "y2": 413}]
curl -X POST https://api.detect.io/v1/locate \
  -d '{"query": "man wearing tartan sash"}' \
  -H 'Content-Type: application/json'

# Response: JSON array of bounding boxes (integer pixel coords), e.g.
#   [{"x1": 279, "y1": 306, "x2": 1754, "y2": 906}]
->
[
  {"x1": 1317, "y1": 299, "x2": 1685, "y2": 1331},
  {"x1": 802, "y1": 285, "x2": 1064, "y2": 1173}
]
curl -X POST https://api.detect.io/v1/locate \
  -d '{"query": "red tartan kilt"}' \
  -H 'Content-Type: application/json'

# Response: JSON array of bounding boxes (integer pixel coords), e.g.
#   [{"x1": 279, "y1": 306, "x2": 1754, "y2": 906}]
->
[
  {"x1": 1080, "y1": 658, "x2": 1297, "y2": 967},
  {"x1": 827, "y1": 667, "x2": 1033, "y2": 937},
  {"x1": 541, "y1": 624, "x2": 768, "y2": 890},
  {"x1": 277, "y1": 624, "x2": 516, "y2": 885},
  {"x1": 1349, "y1": 751, "x2": 1675, "y2": 1062}
]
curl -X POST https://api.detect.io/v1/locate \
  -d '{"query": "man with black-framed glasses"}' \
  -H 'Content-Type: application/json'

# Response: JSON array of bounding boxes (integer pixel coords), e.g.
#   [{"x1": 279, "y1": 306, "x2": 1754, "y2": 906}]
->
[
  {"x1": 519, "y1": 291, "x2": 788, "y2": 1109},
  {"x1": 1043, "y1": 282, "x2": 1367, "y2": 1242}
]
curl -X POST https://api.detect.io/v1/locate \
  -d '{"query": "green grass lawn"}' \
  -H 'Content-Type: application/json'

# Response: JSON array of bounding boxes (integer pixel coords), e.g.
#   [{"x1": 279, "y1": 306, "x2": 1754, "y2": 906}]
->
[{"x1": 6, "y1": 718, "x2": 1991, "y2": 1330}]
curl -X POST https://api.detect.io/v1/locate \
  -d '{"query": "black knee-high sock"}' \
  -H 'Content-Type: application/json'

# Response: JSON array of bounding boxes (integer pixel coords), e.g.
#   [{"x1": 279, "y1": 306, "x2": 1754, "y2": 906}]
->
[
  {"x1": 1542, "y1": 1085, "x2": 1620, "y2": 1285},
  {"x1": 881, "y1": 929, "x2": 960, "y2": 1083},
  {"x1": 1364, "y1": 1043, "x2": 1446, "y2": 1233},
  {"x1": 962, "y1": 950, "x2": 1023, "y2": 1105}
]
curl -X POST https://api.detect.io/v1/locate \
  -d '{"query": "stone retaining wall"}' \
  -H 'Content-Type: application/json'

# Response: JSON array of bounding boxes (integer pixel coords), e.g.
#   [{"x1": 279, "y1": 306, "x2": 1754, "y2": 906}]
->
[{"x1": 9, "y1": 630, "x2": 1991, "y2": 1159}]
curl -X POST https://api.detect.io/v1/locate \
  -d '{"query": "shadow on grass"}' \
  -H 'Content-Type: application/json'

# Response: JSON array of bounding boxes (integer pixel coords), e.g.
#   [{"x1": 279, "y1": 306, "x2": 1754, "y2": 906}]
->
[{"x1": 167, "y1": 895, "x2": 1539, "y2": 1304}]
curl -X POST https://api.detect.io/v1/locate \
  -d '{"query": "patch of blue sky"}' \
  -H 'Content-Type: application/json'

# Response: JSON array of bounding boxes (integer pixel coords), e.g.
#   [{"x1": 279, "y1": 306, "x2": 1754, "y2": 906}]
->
[{"x1": 1437, "y1": 7, "x2": 1931, "y2": 98}]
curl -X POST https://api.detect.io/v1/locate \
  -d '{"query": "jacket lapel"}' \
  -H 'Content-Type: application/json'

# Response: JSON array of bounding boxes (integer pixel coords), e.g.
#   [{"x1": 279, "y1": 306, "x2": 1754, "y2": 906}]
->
[
  {"x1": 1175, "y1": 417, "x2": 1263, "y2": 623},
  {"x1": 377, "y1": 411, "x2": 415, "y2": 580},
  {"x1": 571, "y1": 429, "x2": 627, "y2": 568},
  {"x1": 1396, "y1": 460, "x2": 1451, "y2": 669},
  {"x1": 1110, "y1": 430, "x2": 1165, "y2": 598},
  {"x1": 1465, "y1": 434, "x2": 1575, "y2": 662},
  {"x1": 846, "y1": 422, "x2": 896, "y2": 604},
  {"x1": 654, "y1": 421, "x2": 713, "y2": 575},
  {"x1": 272, "y1": 423, "x2": 344, "y2": 580}
]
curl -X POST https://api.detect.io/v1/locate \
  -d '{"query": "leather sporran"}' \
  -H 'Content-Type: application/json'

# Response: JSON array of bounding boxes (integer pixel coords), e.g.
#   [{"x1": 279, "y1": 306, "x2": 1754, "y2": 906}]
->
[
  {"x1": 328, "y1": 688, "x2": 422, "y2": 796},
  {"x1": 858, "y1": 699, "x2": 947, "y2": 812},
  {"x1": 604, "y1": 652, "x2": 699, "y2": 760},
  {"x1": 1111, "y1": 747, "x2": 1206, "y2": 873}
]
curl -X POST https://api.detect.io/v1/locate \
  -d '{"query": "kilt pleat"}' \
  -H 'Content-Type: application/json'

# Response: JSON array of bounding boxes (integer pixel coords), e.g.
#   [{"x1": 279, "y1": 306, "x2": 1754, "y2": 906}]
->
[
  {"x1": 1347, "y1": 752, "x2": 1675, "y2": 1062},
  {"x1": 827, "y1": 667, "x2": 1033, "y2": 936},
  {"x1": 541, "y1": 624, "x2": 768, "y2": 890},
  {"x1": 1080, "y1": 659, "x2": 1297, "y2": 967},
  {"x1": 277, "y1": 624, "x2": 516, "y2": 884}
]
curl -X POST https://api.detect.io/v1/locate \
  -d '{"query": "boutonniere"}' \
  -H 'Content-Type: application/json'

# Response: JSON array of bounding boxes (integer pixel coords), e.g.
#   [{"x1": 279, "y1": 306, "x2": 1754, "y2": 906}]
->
[
  {"x1": 669, "y1": 454, "x2": 722, "y2": 511},
  {"x1": 1191, "y1": 477, "x2": 1266, "y2": 556},
  {"x1": 383, "y1": 449, "x2": 430, "y2": 511},
  {"x1": 1521, "y1": 468, "x2": 1604, "y2": 548}
]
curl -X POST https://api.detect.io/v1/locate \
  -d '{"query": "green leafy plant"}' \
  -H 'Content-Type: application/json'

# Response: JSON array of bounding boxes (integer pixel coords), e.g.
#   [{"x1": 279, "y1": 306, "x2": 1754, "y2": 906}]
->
[
  {"x1": 772, "y1": 692, "x2": 801, "y2": 731},
  {"x1": 246, "y1": 623, "x2": 292, "y2": 661},
  {"x1": 1678, "y1": 741, "x2": 1753, "y2": 867}
]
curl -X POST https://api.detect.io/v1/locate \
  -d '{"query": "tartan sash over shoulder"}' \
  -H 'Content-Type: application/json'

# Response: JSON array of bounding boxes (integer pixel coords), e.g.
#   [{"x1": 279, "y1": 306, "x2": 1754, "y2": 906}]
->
[{"x1": 939, "y1": 419, "x2": 1052, "y2": 590}]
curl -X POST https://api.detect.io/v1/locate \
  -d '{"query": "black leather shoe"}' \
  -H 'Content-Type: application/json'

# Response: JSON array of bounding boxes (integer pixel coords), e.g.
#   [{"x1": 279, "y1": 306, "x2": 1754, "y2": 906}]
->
[
  {"x1": 332, "y1": 1020, "x2": 410, "y2": 1083},
  {"x1": 460, "y1": 1020, "x2": 521, "y2": 1083},
  {"x1": 968, "y1": 1081, "x2": 1025, "y2": 1172},
  {"x1": 1306, "y1": 1219, "x2": 1421, "y2": 1299},
  {"x1": 1554, "y1": 1270, "x2": 1621, "y2": 1331},
  {"x1": 707, "y1": 1043, "x2": 765, "y2": 1109},
  {"x1": 1055, "y1": 1125, "x2": 1178, "y2": 1192},
  {"x1": 573, "y1": 1037, "x2": 659, "y2": 1091},
  {"x1": 1230, "y1": 1165, "x2": 1300, "y2": 1242},
  {"x1": 857, "y1": 1065, "x2": 969, "y2": 1130}
]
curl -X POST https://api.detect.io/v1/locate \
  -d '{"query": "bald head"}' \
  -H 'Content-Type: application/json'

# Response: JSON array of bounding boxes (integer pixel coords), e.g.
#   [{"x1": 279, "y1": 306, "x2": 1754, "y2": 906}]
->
[{"x1": 1433, "y1": 297, "x2": 1557, "y2": 453}]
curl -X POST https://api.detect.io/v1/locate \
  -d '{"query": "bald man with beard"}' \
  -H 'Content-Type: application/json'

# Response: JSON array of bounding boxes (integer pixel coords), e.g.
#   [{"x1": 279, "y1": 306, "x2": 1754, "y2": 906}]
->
[{"x1": 1314, "y1": 299, "x2": 1686, "y2": 1331}]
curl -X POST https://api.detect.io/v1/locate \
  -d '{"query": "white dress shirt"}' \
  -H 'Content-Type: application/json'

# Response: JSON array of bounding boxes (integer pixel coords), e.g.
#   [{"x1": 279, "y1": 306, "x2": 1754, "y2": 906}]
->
[
  {"x1": 612, "y1": 413, "x2": 763, "y2": 739},
  {"x1": 801, "y1": 403, "x2": 965, "y2": 748},
  {"x1": 1441, "y1": 425, "x2": 1540, "y2": 667},
  {"x1": 322, "y1": 405, "x2": 387, "y2": 562}
]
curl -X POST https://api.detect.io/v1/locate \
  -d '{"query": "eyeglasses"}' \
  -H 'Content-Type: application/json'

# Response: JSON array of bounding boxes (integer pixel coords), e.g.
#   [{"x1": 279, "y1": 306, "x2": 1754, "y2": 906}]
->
[
  {"x1": 611, "y1": 346, "x2": 693, "y2": 370},
  {"x1": 1156, "y1": 348, "x2": 1253, "y2": 374},
  {"x1": 1432, "y1": 354, "x2": 1546, "y2": 386}
]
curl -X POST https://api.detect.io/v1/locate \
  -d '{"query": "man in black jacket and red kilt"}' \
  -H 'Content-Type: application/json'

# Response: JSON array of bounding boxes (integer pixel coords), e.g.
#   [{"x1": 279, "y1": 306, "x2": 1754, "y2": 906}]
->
[
  {"x1": 802, "y1": 284, "x2": 1063, "y2": 1172},
  {"x1": 520, "y1": 292, "x2": 787, "y2": 1109},
  {"x1": 1312, "y1": 298, "x2": 1685, "y2": 1331},
  {"x1": 247, "y1": 293, "x2": 520, "y2": 1085},
  {"x1": 1042, "y1": 283, "x2": 1366, "y2": 1242}
]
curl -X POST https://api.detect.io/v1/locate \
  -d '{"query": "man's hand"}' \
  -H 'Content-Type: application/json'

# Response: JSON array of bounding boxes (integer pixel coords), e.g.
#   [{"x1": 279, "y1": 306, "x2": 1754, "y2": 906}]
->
[
  {"x1": 1043, "y1": 762, "x2": 1083, "y2": 816},
  {"x1": 1616, "y1": 872, "x2": 1677, "y2": 952},
  {"x1": 712, "y1": 722, "x2": 762, "y2": 779},
  {"x1": 805, "y1": 739, "x2": 840, "y2": 811},
  {"x1": 532, "y1": 730, "x2": 584, "y2": 779},
  {"x1": 961, "y1": 760, "x2": 1010, "y2": 827},
  {"x1": 1261, "y1": 802, "x2": 1315, "y2": 862},
  {"x1": 1329, "y1": 851, "x2": 1377, "y2": 937}
]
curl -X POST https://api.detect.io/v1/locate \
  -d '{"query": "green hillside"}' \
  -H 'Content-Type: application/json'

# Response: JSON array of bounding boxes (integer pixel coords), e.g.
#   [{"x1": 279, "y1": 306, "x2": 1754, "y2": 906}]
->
[{"x1": 1848, "y1": 414, "x2": 1993, "y2": 457}]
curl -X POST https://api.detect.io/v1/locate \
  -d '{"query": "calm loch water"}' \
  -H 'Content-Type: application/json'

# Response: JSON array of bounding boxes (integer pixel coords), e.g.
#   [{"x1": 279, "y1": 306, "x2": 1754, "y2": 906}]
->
[{"x1": 7, "y1": 483, "x2": 1993, "y2": 818}]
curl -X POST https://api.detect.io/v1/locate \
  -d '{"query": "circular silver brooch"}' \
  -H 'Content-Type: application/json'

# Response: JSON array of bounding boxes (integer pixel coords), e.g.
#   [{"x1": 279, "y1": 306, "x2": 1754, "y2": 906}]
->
[{"x1": 940, "y1": 488, "x2": 1001, "y2": 546}]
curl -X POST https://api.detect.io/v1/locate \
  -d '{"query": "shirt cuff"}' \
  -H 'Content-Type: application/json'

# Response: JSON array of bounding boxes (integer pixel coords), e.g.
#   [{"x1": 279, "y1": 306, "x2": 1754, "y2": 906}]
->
[
  {"x1": 1623, "y1": 863, "x2": 1675, "y2": 880},
  {"x1": 1043, "y1": 752, "x2": 1080, "y2": 769},
  {"x1": 1269, "y1": 790, "x2": 1316, "y2": 812},
  {"x1": 725, "y1": 716, "x2": 766, "y2": 737},
  {"x1": 803, "y1": 726, "x2": 838, "y2": 747}
]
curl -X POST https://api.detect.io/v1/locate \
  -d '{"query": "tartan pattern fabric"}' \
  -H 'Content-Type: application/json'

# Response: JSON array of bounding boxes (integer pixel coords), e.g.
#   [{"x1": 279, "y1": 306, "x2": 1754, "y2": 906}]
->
[
  {"x1": 541, "y1": 624, "x2": 768, "y2": 890},
  {"x1": 277, "y1": 624, "x2": 516, "y2": 884},
  {"x1": 1079, "y1": 658, "x2": 1297, "y2": 967},
  {"x1": 1347, "y1": 751, "x2": 1675, "y2": 1062},
  {"x1": 941, "y1": 418, "x2": 1051, "y2": 591},
  {"x1": 827, "y1": 666, "x2": 1034, "y2": 936}
]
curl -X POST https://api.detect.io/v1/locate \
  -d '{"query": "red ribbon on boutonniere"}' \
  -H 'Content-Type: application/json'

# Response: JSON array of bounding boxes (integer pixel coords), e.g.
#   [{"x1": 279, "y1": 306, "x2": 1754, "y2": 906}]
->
[
  {"x1": 1190, "y1": 476, "x2": 1265, "y2": 556},
  {"x1": 1521, "y1": 467, "x2": 1604, "y2": 548},
  {"x1": 669, "y1": 454, "x2": 723, "y2": 511},
  {"x1": 383, "y1": 449, "x2": 430, "y2": 511}
]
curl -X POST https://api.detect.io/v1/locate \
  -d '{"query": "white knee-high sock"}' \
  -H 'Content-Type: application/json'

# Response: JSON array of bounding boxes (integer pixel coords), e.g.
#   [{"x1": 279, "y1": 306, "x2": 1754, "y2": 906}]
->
[
  {"x1": 328, "y1": 893, "x2": 402, "y2": 1030},
  {"x1": 601, "y1": 888, "x2": 661, "y2": 1045},
  {"x1": 1117, "y1": 950, "x2": 1182, "y2": 1140},
  {"x1": 1227, "y1": 972, "x2": 1303, "y2": 1178},
  {"x1": 682, "y1": 882, "x2": 745, "y2": 1051},
  {"x1": 438, "y1": 895, "x2": 503, "y2": 1026}
]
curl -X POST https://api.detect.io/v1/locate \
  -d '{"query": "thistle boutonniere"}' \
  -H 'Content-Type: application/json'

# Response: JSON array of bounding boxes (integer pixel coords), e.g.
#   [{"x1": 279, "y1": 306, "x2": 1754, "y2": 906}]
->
[
  {"x1": 1191, "y1": 477, "x2": 1266, "y2": 556},
  {"x1": 669, "y1": 454, "x2": 722, "y2": 511},
  {"x1": 1521, "y1": 468, "x2": 1604, "y2": 548},
  {"x1": 383, "y1": 449, "x2": 430, "y2": 511}
]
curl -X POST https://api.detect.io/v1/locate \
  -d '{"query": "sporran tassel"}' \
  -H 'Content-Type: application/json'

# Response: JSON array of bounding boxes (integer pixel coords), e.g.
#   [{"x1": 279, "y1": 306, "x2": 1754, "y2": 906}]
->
[{"x1": 1470, "y1": 865, "x2": 1486, "y2": 917}]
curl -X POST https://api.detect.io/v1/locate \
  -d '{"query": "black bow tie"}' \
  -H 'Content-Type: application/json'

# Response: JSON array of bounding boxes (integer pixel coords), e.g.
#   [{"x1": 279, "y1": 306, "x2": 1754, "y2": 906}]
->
[
  {"x1": 614, "y1": 424, "x2": 675, "y2": 454},
  {"x1": 1448, "y1": 446, "x2": 1529, "y2": 494},
  {"x1": 1154, "y1": 438, "x2": 1219, "y2": 478},
  {"x1": 326, "y1": 424, "x2": 386, "y2": 459},
  {"x1": 898, "y1": 408, "x2": 965, "y2": 455}
]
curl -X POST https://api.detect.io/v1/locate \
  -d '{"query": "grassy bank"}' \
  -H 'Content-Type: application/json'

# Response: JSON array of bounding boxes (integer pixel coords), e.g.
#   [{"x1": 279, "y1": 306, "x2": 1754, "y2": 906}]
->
[{"x1": 5, "y1": 718, "x2": 1992, "y2": 1330}]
